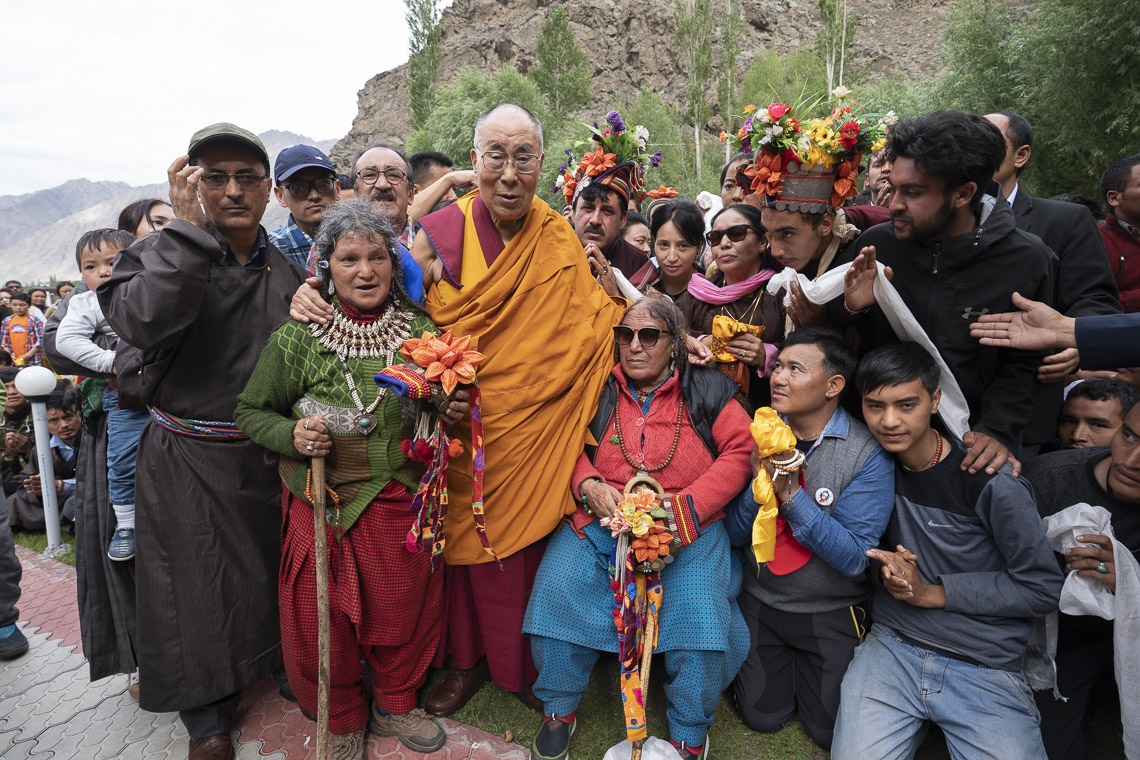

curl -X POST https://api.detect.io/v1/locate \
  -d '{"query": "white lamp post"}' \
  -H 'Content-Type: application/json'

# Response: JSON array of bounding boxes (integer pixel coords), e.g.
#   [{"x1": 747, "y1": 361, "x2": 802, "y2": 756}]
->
[{"x1": 14, "y1": 366, "x2": 68, "y2": 556}]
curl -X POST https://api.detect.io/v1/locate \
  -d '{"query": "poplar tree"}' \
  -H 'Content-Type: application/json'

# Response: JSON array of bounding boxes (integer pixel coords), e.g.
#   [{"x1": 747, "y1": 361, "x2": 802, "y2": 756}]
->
[
  {"x1": 717, "y1": 0, "x2": 745, "y2": 160},
  {"x1": 533, "y1": 7, "x2": 590, "y2": 124},
  {"x1": 817, "y1": 0, "x2": 858, "y2": 99},
  {"x1": 406, "y1": 0, "x2": 444, "y2": 131},
  {"x1": 674, "y1": 0, "x2": 714, "y2": 176}
]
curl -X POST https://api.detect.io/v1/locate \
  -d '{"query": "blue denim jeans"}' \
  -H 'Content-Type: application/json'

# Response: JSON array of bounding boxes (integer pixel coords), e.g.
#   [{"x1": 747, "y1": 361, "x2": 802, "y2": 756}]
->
[
  {"x1": 102, "y1": 389, "x2": 147, "y2": 507},
  {"x1": 531, "y1": 636, "x2": 734, "y2": 746},
  {"x1": 831, "y1": 624, "x2": 1046, "y2": 760}
]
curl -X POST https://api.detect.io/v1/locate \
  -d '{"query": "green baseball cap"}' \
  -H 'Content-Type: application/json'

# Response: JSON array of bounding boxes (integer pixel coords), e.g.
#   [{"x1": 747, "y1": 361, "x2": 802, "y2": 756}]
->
[{"x1": 187, "y1": 122, "x2": 269, "y2": 168}]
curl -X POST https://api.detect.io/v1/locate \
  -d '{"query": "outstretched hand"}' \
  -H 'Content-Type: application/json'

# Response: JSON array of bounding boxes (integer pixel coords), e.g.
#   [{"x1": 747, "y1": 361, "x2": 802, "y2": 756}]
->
[{"x1": 969, "y1": 292, "x2": 1076, "y2": 351}]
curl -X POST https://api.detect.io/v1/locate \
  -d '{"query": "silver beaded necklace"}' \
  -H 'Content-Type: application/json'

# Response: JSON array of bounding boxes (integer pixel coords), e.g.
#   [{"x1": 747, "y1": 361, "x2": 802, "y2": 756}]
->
[{"x1": 309, "y1": 305, "x2": 413, "y2": 435}]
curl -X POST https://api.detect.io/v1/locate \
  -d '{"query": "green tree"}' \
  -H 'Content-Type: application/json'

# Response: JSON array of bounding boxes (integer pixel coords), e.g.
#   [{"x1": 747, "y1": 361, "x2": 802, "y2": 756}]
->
[
  {"x1": 740, "y1": 49, "x2": 829, "y2": 110},
  {"x1": 532, "y1": 7, "x2": 591, "y2": 124},
  {"x1": 406, "y1": 0, "x2": 444, "y2": 131},
  {"x1": 407, "y1": 65, "x2": 558, "y2": 196},
  {"x1": 928, "y1": 0, "x2": 1139, "y2": 198},
  {"x1": 930, "y1": 0, "x2": 1018, "y2": 113},
  {"x1": 1005, "y1": 0, "x2": 1139, "y2": 197},
  {"x1": 674, "y1": 0, "x2": 714, "y2": 177},
  {"x1": 716, "y1": 0, "x2": 746, "y2": 162}
]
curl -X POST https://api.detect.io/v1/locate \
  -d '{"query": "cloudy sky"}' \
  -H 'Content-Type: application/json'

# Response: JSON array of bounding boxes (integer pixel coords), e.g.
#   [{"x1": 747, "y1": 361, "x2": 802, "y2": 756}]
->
[{"x1": 0, "y1": 0, "x2": 420, "y2": 197}]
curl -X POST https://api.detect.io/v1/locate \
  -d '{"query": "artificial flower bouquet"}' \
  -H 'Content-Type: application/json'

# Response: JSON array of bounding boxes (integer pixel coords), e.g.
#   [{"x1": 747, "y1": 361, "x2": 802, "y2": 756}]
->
[{"x1": 602, "y1": 486, "x2": 676, "y2": 572}]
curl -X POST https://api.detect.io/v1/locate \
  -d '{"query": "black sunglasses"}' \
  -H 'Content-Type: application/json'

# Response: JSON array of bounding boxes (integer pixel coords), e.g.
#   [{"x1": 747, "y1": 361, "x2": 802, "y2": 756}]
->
[
  {"x1": 614, "y1": 325, "x2": 671, "y2": 348},
  {"x1": 706, "y1": 224, "x2": 758, "y2": 246}
]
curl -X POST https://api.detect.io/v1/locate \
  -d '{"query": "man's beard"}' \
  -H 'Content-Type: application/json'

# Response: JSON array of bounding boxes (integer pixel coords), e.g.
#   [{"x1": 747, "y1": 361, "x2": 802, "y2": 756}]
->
[{"x1": 893, "y1": 194, "x2": 957, "y2": 243}]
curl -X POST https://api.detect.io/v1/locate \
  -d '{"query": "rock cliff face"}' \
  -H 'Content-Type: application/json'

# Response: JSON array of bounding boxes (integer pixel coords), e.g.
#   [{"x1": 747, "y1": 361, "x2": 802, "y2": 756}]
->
[{"x1": 333, "y1": 0, "x2": 950, "y2": 166}]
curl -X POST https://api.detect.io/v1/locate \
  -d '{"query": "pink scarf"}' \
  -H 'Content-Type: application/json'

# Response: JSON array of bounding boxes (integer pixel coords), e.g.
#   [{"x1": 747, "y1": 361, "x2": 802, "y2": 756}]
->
[{"x1": 686, "y1": 269, "x2": 778, "y2": 305}]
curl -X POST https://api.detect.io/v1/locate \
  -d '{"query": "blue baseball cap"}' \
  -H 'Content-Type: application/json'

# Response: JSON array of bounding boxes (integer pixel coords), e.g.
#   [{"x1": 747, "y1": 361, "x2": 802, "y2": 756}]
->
[{"x1": 274, "y1": 145, "x2": 336, "y2": 183}]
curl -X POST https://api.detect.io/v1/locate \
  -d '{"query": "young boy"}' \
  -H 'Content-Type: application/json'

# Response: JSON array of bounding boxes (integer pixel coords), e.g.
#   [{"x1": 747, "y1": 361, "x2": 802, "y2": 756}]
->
[
  {"x1": 55, "y1": 228, "x2": 145, "y2": 561},
  {"x1": 831, "y1": 341, "x2": 1063, "y2": 760},
  {"x1": 0, "y1": 292, "x2": 44, "y2": 366}
]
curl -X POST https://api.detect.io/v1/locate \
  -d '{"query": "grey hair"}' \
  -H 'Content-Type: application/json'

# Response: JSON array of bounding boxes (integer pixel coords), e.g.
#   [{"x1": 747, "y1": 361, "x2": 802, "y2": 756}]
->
[
  {"x1": 617, "y1": 293, "x2": 690, "y2": 374},
  {"x1": 312, "y1": 198, "x2": 419, "y2": 310},
  {"x1": 351, "y1": 141, "x2": 413, "y2": 190},
  {"x1": 473, "y1": 104, "x2": 544, "y2": 152}
]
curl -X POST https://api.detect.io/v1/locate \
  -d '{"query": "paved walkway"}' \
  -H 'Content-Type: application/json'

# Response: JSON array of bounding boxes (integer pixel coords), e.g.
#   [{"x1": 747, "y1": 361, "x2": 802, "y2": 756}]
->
[{"x1": 0, "y1": 545, "x2": 528, "y2": 759}]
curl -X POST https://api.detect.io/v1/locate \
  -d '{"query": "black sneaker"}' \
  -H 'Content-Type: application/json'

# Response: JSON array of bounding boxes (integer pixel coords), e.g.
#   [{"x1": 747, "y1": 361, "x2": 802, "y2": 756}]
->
[
  {"x1": 672, "y1": 738, "x2": 709, "y2": 760},
  {"x1": 0, "y1": 624, "x2": 29, "y2": 660},
  {"x1": 530, "y1": 713, "x2": 576, "y2": 760}
]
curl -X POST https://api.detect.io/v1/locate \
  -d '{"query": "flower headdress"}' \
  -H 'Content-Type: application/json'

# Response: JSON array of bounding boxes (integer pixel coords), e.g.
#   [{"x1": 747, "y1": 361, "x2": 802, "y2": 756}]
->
[
  {"x1": 721, "y1": 92, "x2": 896, "y2": 212},
  {"x1": 555, "y1": 110, "x2": 661, "y2": 207}
]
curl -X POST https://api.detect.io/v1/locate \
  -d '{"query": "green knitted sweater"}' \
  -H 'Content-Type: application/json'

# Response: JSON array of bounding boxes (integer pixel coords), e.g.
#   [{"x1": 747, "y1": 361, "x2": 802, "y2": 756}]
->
[{"x1": 235, "y1": 307, "x2": 436, "y2": 531}]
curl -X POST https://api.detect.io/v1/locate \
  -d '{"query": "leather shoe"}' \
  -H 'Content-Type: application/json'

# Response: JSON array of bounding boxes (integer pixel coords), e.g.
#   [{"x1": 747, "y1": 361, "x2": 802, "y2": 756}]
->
[
  {"x1": 511, "y1": 682, "x2": 545, "y2": 714},
  {"x1": 425, "y1": 658, "x2": 490, "y2": 716},
  {"x1": 188, "y1": 733, "x2": 233, "y2": 760}
]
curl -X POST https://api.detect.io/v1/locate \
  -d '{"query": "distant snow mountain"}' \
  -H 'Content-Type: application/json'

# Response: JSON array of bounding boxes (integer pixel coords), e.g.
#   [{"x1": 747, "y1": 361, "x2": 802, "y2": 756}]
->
[{"x1": 0, "y1": 131, "x2": 337, "y2": 284}]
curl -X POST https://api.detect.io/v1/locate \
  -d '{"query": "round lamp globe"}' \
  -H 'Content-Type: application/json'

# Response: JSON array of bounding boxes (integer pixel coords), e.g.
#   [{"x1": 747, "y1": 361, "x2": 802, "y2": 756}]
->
[{"x1": 14, "y1": 365, "x2": 57, "y2": 398}]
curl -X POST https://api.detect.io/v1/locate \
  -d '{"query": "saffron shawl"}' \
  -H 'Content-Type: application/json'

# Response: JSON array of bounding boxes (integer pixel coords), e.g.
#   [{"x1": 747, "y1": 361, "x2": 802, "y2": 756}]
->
[{"x1": 422, "y1": 191, "x2": 625, "y2": 564}]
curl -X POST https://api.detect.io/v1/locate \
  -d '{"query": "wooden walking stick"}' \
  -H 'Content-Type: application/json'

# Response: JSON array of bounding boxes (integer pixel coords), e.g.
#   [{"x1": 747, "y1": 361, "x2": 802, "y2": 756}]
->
[{"x1": 311, "y1": 458, "x2": 331, "y2": 760}]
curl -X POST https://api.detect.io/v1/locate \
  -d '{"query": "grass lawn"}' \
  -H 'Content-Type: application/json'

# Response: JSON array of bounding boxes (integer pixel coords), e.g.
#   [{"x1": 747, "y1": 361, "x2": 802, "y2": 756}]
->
[
  {"x1": 424, "y1": 656, "x2": 952, "y2": 760},
  {"x1": 11, "y1": 529, "x2": 76, "y2": 567},
  {"x1": 426, "y1": 653, "x2": 1126, "y2": 759}
]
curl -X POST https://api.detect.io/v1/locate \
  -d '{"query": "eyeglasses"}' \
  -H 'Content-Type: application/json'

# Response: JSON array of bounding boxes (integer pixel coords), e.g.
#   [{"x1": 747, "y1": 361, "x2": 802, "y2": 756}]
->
[
  {"x1": 356, "y1": 167, "x2": 408, "y2": 186},
  {"x1": 474, "y1": 148, "x2": 541, "y2": 174},
  {"x1": 705, "y1": 224, "x2": 758, "y2": 246},
  {"x1": 198, "y1": 172, "x2": 269, "y2": 190},
  {"x1": 613, "y1": 325, "x2": 671, "y2": 348},
  {"x1": 283, "y1": 177, "x2": 336, "y2": 199}
]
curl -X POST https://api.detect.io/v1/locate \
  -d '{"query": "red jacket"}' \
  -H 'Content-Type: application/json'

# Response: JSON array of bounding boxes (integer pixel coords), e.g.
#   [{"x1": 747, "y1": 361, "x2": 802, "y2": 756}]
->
[{"x1": 1101, "y1": 215, "x2": 1140, "y2": 313}]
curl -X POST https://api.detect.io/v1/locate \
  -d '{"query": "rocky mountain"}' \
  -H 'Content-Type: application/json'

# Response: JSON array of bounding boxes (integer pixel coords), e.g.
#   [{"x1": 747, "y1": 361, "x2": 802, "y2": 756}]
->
[
  {"x1": 333, "y1": 0, "x2": 953, "y2": 165},
  {"x1": 0, "y1": 132, "x2": 336, "y2": 285}
]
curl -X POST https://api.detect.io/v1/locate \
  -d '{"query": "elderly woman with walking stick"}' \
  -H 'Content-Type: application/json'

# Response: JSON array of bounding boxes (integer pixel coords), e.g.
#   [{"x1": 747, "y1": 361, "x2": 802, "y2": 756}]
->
[{"x1": 236, "y1": 198, "x2": 467, "y2": 759}]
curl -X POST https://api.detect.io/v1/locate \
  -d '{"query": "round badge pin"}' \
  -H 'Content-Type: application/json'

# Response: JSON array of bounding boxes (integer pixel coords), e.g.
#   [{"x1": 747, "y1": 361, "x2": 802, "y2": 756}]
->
[{"x1": 815, "y1": 487, "x2": 835, "y2": 506}]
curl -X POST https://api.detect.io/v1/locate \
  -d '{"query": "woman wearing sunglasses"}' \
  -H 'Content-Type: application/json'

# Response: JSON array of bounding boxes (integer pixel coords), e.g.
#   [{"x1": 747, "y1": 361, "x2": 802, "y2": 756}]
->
[
  {"x1": 678, "y1": 203, "x2": 784, "y2": 410},
  {"x1": 524, "y1": 295, "x2": 754, "y2": 760}
]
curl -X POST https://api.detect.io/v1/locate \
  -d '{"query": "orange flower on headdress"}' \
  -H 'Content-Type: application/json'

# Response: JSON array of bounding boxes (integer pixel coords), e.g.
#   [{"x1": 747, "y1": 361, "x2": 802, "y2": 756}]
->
[
  {"x1": 580, "y1": 147, "x2": 617, "y2": 177},
  {"x1": 401, "y1": 330, "x2": 486, "y2": 396},
  {"x1": 830, "y1": 156, "x2": 861, "y2": 208},
  {"x1": 646, "y1": 185, "x2": 679, "y2": 199},
  {"x1": 562, "y1": 173, "x2": 578, "y2": 206},
  {"x1": 749, "y1": 152, "x2": 784, "y2": 197}
]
